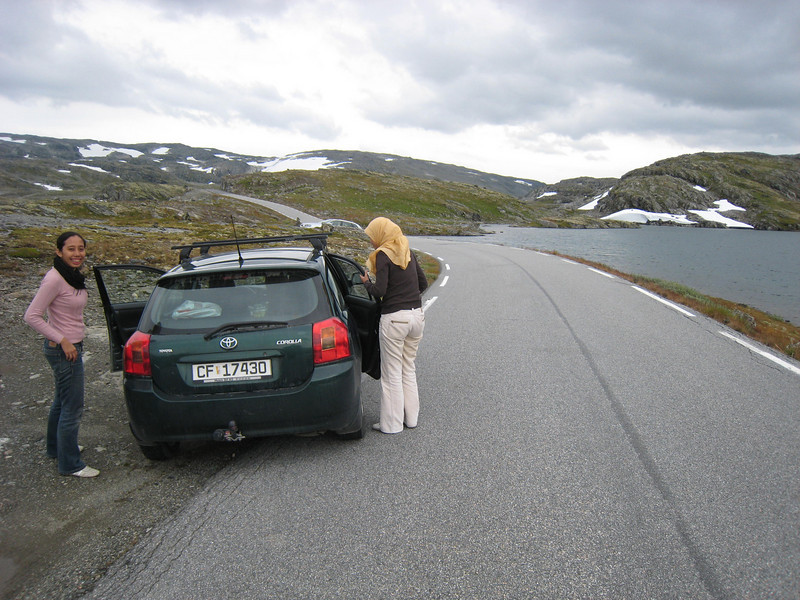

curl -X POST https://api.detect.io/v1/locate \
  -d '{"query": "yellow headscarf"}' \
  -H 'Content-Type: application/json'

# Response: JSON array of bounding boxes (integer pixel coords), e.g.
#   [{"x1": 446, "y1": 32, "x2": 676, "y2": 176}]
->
[{"x1": 365, "y1": 217, "x2": 411, "y2": 273}]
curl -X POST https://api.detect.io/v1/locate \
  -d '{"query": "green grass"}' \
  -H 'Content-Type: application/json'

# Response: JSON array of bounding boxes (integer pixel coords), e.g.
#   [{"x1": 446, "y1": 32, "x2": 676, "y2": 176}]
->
[
  {"x1": 9, "y1": 247, "x2": 42, "y2": 258},
  {"x1": 226, "y1": 169, "x2": 540, "y2": 233}
]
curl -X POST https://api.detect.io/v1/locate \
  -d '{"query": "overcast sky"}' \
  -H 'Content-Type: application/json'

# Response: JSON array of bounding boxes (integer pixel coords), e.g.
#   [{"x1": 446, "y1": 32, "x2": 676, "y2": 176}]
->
[{"x1": 1, "y1": 0, "x2": 798, "y2": 182}]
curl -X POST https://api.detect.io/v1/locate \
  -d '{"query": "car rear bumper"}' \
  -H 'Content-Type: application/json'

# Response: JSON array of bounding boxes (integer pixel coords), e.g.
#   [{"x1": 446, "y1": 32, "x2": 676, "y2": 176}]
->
[{"x1": 124, "y1": 360, "x2": 362, "y2": 443}]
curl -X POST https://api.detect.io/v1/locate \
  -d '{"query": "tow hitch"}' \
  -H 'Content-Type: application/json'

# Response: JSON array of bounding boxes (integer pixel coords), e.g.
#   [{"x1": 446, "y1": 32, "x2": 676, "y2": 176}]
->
[{"x1": 213, "y1": 421, "x2": 245, "y2": 442}]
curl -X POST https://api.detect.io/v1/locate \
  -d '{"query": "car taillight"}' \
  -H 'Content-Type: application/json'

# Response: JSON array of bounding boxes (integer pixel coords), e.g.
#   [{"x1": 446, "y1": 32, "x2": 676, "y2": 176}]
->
[
  {"x1": 313, "y1": 317, "x2": 351, "y2": 364},
  {"x1": 124, "y1": 331, "x2": 152, "y2": 376}
]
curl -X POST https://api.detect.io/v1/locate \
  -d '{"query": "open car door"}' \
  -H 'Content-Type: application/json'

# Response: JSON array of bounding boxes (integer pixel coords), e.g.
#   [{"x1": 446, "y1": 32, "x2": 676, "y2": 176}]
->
[
  {"x1": 327, "y1": 254, "x2": 381, "y2": 379},
  {"x1": 93, "y1": 265, "x2": 165, "y2": 371}
]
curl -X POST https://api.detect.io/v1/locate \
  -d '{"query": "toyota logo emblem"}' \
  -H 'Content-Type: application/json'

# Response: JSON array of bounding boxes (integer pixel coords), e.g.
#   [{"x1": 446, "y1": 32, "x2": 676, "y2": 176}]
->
[{"x1": 220, "y1": 336, "x2": 238, "y2": 350}]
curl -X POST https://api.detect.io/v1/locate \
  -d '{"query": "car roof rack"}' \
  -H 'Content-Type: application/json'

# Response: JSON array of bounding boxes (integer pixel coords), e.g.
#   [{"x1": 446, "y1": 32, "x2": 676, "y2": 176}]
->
[{"x1": 171, "y1": 234, "x2": 328, "y2": 262}]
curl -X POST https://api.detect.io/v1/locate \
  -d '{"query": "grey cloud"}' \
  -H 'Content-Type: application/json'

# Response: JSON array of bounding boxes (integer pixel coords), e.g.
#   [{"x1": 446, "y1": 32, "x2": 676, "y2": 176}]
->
[
  {"x1": 0, "y1": 2, "x2": 130, "y2": 105},
  {"x1": 357, "y1": 0, "x2": 800, "y2": 147},
  {"x1": 136, "y1": 0, "x2": 293, "y2": 19},
  {"x1": 0, "y1": 2, "x2": 336, "y2": 138},
  {"x1": 223, "y1": 89, "x2": 343, "y2": 140},
  {"x1": 2, "y1": 0, "x2": 798, "y2": 156},
  {"x1": 358, "y1": 4, "x2": 578, "y2": 131},
  {"x1": 127, "y1": 65, "x2": 339, "y2": 137},
  {"x1": 563, "y1": 0, "x2": 800, "y2": 110}
]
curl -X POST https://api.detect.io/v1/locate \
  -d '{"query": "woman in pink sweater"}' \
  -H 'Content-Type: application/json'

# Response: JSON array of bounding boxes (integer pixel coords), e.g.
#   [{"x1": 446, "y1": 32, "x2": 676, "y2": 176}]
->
[{"x1": 24, "y1": 232, "x2": 98, "y2": 478}]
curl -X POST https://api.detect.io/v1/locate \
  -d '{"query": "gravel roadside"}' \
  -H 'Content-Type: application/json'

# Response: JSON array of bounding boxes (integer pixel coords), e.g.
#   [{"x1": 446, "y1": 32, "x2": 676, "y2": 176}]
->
[{"x1": 0, "y1": 264, "x2": 245, "y2": 600}]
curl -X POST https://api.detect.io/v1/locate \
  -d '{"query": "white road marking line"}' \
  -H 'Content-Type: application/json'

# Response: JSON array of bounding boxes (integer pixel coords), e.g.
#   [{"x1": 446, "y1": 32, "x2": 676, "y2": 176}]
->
[
  {"x1": 440, "y1": 275, "x2": 449, "y2": 287},
  {"x1": 588, "y1": 267, "x2": 615, "y2": 279},
  {"x1": 719, "y1": 331, "x2": 800, "y2": 377},
  {"x1": 561, "y1": 258, "x2": 579, "y2": 265},
  {"x1": 423, "y1": 296, "x2": 438, "y2": 312},
  {"x1": 632, "y1": 286, "x2": 695, "y2": 317}
]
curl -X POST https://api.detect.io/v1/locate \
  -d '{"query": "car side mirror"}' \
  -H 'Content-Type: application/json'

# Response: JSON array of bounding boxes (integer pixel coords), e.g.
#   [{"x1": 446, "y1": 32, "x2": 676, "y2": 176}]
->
[{"x1": 351, "y1": 272, "x2": 364, "y2": 286}]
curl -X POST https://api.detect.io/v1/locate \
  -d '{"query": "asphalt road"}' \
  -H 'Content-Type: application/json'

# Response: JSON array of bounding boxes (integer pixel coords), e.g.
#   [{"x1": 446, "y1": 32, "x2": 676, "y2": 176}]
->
[
  {"x1": 88, "y1": 238, "x2": 800, "y2": 599},
  {"x1": 215, "y1": 191, "x2": 321, "y2": 223}
]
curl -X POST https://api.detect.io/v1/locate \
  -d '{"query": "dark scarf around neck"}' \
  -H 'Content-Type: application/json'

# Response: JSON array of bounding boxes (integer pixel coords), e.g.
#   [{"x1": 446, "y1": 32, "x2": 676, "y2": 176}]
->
[{"x1": 54, "y1": 255, "x2": 86, "y2": 290}]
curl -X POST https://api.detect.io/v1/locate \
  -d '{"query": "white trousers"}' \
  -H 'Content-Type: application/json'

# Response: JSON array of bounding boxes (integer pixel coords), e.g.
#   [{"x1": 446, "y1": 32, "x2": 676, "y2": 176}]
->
[{"x1": 377, "y1": 308, "x2": 425, "y2": 433}]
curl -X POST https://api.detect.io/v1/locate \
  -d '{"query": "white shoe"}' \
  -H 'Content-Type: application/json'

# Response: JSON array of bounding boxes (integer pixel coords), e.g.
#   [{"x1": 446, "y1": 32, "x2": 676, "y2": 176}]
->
[
  {"x1": 372, "y1": 423, "x2": 401, "y2": 434},
  {"x1": 71, "y1": 466, "x2": 99, "y2": 478}
]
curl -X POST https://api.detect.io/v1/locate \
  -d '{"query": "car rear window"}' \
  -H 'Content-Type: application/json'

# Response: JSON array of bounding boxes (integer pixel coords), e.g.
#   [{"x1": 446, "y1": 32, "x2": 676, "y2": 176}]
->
[{"x1": 139, "y1": 269, "x2": 327, "y2": 333}]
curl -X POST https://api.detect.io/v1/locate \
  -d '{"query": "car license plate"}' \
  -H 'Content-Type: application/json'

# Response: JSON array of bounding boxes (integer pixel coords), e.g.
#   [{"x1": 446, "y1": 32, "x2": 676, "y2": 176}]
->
[{"x1": 192, "y1": 359, "x2": 272, "y2": 382}]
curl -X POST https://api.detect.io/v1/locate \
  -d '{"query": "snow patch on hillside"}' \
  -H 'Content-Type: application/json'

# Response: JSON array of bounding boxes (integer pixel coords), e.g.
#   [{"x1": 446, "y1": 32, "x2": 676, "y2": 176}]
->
[
  {"x1": 248, "y1": 154, "x2": 348, "y2": 172},
  {"x1": 578, "y1": 188, "x2": 611, "y2": 210},
  {"x1": 603, "y1": 199, "x2": 752, "y2": 228},
  {"x1": 34, "y1": 182, "x2": 62, "y2": 191},
  {"x1": 68, "y1": 162, "x2": 117, "y2": 176},
  {"x1": 78, "y1": 143, "x2": 143, "y2": 159}
]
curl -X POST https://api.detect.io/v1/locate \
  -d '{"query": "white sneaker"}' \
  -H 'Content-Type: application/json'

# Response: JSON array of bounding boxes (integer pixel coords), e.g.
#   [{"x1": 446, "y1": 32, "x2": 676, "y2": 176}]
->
[
  {"x1": 72, "y1": 466, "x2": 99, "y2": 478},
  {"x1": 372, "y1": 423, "x2": 401, "y2": 434}
]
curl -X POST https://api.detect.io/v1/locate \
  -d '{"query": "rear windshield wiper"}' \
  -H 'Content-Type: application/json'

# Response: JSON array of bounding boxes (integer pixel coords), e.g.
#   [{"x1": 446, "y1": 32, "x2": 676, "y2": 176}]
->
[{"x1": 204, "y1": 321, "x2": 289, "y2": 340}]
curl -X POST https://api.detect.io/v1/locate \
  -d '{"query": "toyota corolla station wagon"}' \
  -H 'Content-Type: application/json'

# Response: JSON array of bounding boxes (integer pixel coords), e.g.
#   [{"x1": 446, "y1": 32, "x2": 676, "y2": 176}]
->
[{"x1": 94, "y1": 235, "x2": 379, "y2": 459}]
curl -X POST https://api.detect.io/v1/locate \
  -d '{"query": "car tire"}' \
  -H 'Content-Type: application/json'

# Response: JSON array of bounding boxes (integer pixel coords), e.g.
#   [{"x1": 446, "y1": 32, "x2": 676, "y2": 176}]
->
[
  {"x1": 336, "y1": 401, "x2": 365, "y2": 440},
  {"x1": 138, "y1": 442, "x2": 180, "y2": 460}
]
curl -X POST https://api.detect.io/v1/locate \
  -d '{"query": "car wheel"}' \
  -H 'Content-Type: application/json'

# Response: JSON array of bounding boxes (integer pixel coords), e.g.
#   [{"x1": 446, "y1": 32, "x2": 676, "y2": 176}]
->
[
  {"x1": 138, "y1": 442, "x2": 180, "y2": 460},
  {"x1": 336, "y1": 401, "x2": 365, "y2": 440}
]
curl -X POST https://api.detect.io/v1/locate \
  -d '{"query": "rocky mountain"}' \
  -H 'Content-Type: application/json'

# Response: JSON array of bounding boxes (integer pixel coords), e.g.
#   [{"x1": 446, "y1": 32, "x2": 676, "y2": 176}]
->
[
  {"x1": 528, "y1": 152, "x2": 800, "y2": 230},
  {"x1": 2, "y1": 133, "x2": 799, "y2": 230}
]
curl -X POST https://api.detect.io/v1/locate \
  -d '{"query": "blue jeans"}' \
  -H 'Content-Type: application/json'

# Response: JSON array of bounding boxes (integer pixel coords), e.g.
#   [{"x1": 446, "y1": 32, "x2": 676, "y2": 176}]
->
[{"x1": 43, "y1": 340, "x2": 86, "y2": 475}]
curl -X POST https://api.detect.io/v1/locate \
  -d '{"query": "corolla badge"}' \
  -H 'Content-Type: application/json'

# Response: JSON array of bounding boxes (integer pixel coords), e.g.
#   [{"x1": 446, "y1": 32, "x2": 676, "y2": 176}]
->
[{"x1": 219, "y1": 336, "x2": 238, "y2": 350}]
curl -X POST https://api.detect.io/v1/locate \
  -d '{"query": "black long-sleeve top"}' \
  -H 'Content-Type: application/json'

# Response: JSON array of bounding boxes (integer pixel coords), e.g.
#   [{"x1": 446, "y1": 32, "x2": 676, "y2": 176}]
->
[{"x1": 364, "y1": 251, "x2": 428, "y2": 314}]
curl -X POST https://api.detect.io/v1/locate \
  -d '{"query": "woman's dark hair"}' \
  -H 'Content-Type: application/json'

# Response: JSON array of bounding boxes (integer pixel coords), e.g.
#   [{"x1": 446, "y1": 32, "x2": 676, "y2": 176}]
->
[{"x1": 56, "y1": 231, "x2": 87, "y2": 251}]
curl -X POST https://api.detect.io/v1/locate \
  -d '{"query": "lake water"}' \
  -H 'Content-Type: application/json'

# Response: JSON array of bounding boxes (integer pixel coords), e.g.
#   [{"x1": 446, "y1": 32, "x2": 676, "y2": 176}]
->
[{"x1": 440, "y1": 226, "x2": 800, "y2": 325}]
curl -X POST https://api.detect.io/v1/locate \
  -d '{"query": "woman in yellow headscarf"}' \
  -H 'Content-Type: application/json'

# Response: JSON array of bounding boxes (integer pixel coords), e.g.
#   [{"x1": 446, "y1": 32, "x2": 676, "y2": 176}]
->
[{"x1": 360, "y1": 217, "x2": 428, "y2": 434}]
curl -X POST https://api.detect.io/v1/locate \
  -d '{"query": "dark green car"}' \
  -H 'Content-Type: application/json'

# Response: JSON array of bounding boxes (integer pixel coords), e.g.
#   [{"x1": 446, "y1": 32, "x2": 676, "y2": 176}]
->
[{"x1": 94, "y1": 235, "x2": 379, "y2": 459}]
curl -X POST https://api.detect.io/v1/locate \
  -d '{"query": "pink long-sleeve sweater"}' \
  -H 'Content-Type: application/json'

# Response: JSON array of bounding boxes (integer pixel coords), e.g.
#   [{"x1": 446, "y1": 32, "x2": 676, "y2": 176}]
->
[{"x1": 24, "y1": 268, "x2": 88, "y2": 344}]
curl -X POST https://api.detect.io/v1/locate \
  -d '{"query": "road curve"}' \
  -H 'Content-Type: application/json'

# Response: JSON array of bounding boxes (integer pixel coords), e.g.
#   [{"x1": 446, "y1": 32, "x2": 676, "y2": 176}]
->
[
  {"x1": 215, "y1": 190, "x2": 321, "y2": 224},
  {"x1": 89, "y1": 238, "x2": 800, "y2": 599}
]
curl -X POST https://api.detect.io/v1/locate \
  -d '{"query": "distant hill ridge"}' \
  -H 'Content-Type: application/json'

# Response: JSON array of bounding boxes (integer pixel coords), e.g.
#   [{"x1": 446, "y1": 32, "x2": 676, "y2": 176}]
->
[
  {"x1": 0, "y1": 133, "x2": 543, "y2": 198},
  {"x1": 1, "y1": 133, "x2": 798, "y2": 230}
]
